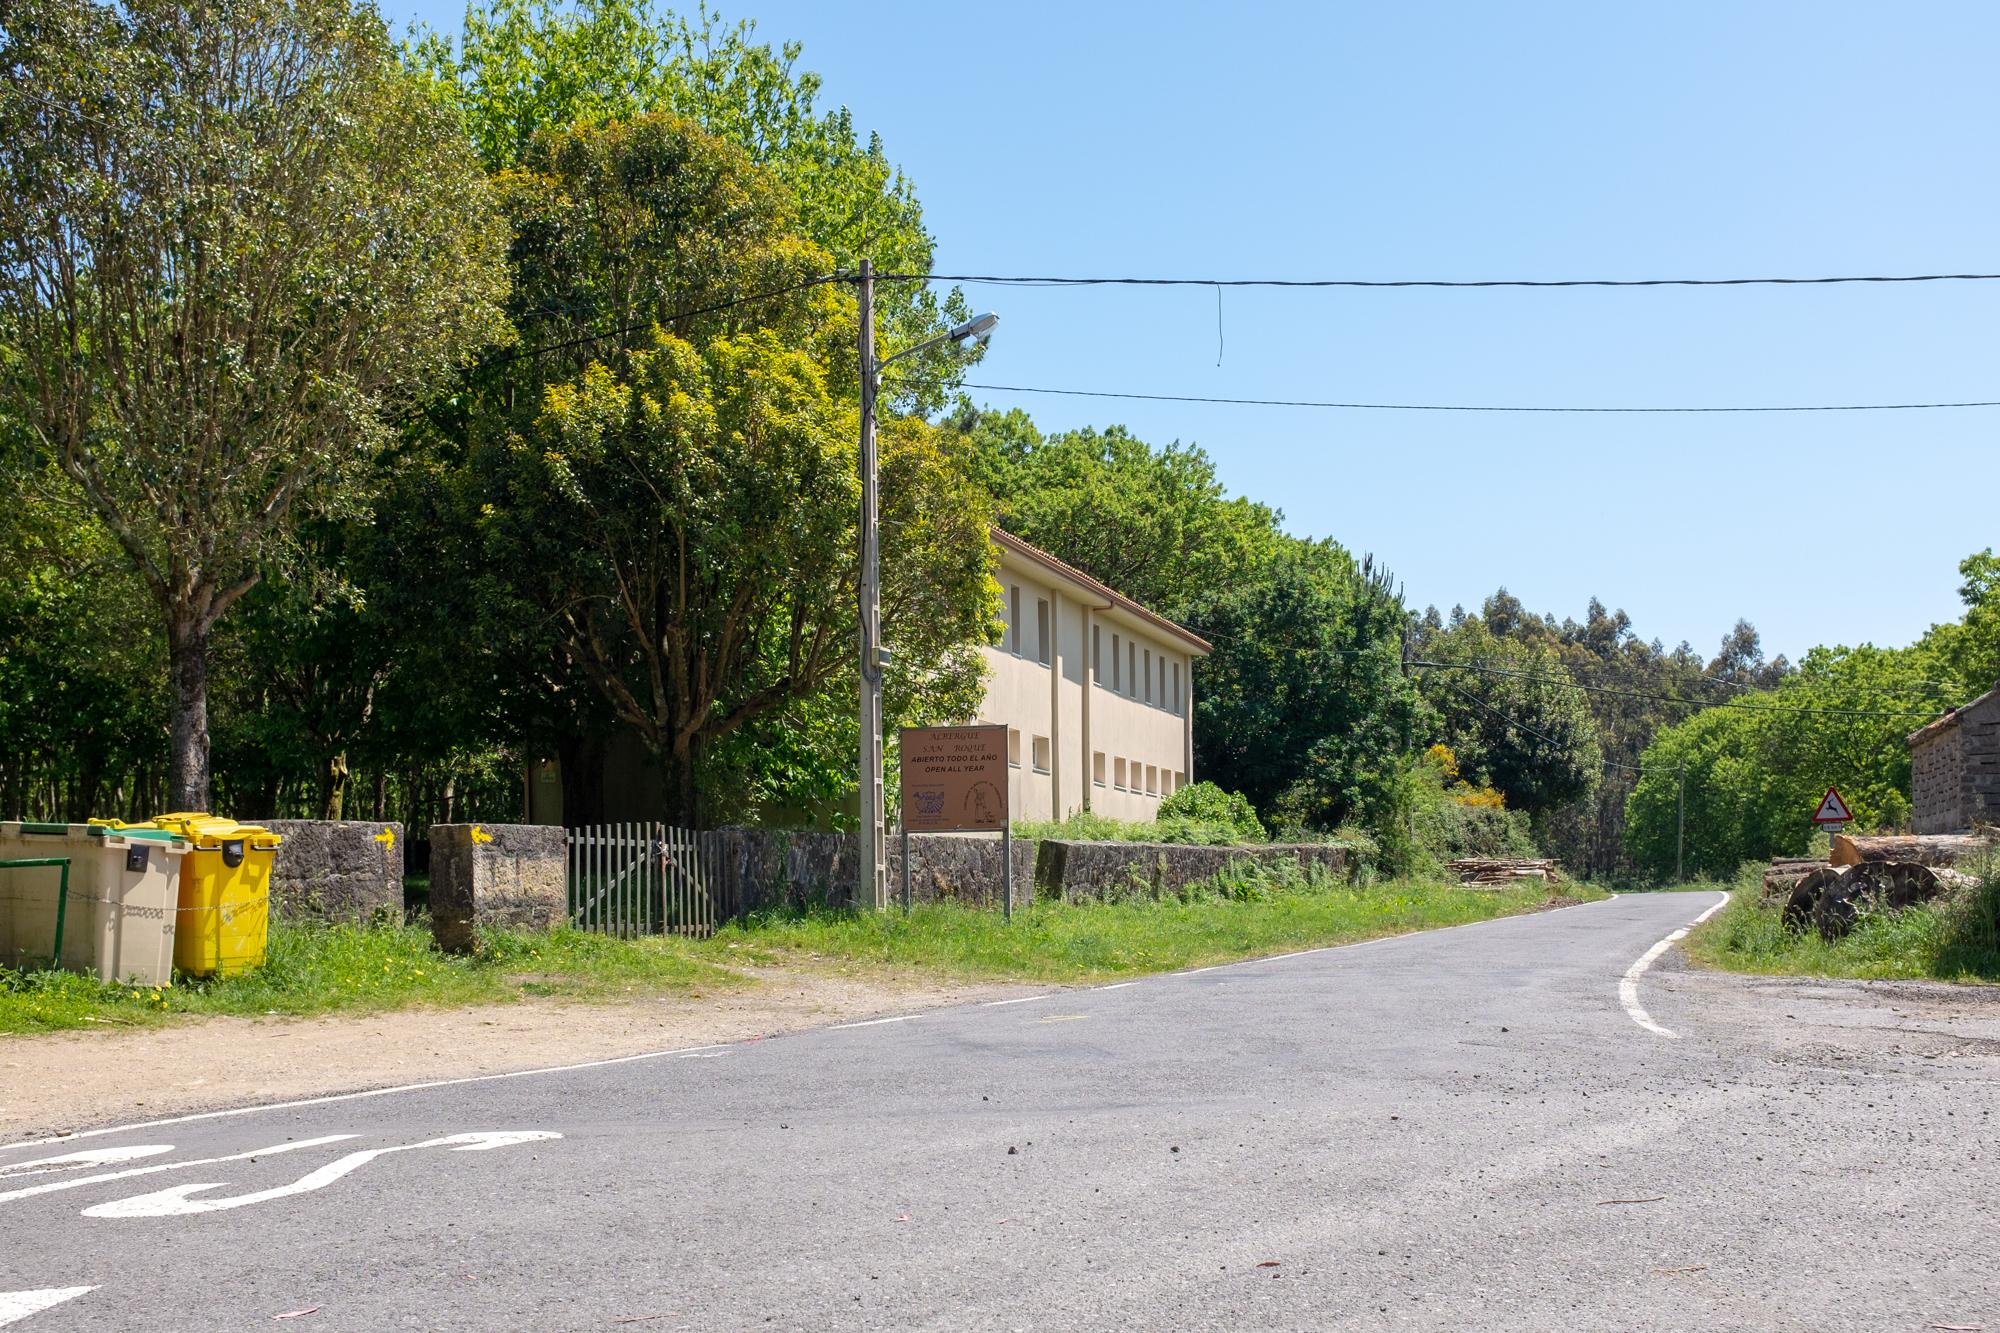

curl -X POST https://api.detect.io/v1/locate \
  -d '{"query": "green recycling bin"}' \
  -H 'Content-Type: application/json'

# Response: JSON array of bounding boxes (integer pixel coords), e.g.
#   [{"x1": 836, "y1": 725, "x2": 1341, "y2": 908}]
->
[{"x1": 0, "y1": 822, "x2": 191, "y2": 985}]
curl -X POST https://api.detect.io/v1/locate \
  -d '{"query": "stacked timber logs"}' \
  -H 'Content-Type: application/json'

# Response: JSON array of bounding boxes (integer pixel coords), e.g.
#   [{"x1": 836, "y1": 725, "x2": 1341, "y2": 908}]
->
[
  {"x1": 1761, "y1": 858, "x2": 1825, "y2": 904},
  {"x1": 1830, "y1": 832, "x2": 1996, "y2": 868},
  {"x1": 1448, "y1": 858, "x2": 1557, "y2": 886},
  {"x1": 1781, "y1": 861, "x2": 1963, "y2": 939}
]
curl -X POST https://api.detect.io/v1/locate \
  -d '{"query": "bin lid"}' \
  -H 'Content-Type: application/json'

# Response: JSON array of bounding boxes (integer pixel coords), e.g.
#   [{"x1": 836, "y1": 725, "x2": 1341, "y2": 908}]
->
[
  {"x1": 86, "y1": 819, "x2": 192, "y2": 844},
  {"x1": 140, "y1": 813, "x2": 283, "y2": 849}
]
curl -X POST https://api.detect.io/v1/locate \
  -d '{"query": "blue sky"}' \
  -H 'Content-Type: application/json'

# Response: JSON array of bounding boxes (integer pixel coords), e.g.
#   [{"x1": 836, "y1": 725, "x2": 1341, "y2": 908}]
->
[{"x1": 396, "y1": 0, "x2": 1996, "y2": 664}]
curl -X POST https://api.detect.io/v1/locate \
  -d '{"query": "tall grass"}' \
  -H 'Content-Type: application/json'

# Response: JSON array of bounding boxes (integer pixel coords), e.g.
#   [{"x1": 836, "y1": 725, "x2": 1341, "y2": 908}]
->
[{"x1": 1686, "y1": 863, "x2": 2000, "y2": 983}]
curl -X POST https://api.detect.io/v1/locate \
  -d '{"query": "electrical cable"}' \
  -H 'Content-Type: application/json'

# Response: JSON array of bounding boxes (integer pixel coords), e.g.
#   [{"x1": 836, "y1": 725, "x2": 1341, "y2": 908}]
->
[
  {"x1": 1409, "y1": 658, "x2": 1945, "y2": 720},
  {"x1": 955, "y1": 382, "x2": 2000, "y2": 415},
  {"x1": 874, "y1": 270, "x2": 2000, "y2": 290},
  {"x1": 1434, "y1": 679, "x2": 1644, "y2": 773}
]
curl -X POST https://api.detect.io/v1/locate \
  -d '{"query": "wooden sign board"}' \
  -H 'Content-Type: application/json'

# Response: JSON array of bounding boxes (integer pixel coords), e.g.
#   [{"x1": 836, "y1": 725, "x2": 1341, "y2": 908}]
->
[{"x1": 899, "y1": 725, "x2": 1009, "y2": 832}]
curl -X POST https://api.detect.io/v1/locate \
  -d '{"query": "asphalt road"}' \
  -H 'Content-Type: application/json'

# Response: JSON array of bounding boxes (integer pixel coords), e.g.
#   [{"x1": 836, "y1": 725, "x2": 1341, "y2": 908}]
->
[{"x1": 3, "y1": 891, "x2": 1996, "y2": 1331}]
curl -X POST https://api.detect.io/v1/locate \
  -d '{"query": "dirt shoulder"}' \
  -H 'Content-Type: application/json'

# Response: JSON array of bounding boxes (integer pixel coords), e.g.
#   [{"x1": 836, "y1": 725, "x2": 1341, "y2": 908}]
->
[{"x1": 0, "y1": 966, "x2": 1036, "y2": 1142}]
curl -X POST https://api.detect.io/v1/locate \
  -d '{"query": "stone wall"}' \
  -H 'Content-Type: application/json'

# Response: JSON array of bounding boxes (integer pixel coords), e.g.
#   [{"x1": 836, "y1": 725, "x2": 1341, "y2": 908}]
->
[
  {"x1": 1035, "y1": 841, "x2": 1352, "y2": 903},
  {"x1": 702, "y1": 829, "x2": 1034, "y2": 915},
  {"x1": 1910, "y1": 683, "x2": 2000, "y2": 834},
  {"x1": 1911, "y1": 721, "x2": 1966, "y2": 835},
  {"x1": 700, "y1": 828, "x2": 1348, "y2": 915},
  {"x1": 429, "y1": 823, "x2": 568, "y2": 953},
  {"x1": 264, "y1": 821, "x2": 403, "y2": 921}
]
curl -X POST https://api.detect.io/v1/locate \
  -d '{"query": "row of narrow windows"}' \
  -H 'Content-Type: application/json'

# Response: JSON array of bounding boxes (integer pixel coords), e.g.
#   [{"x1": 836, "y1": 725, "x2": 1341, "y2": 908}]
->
[
  {"x1": 997, "y1": 585, "x2": 1185, "y2": 716},
  {"x1": 1003, "y1": 730, "x2": 1182, "y2": 798}
]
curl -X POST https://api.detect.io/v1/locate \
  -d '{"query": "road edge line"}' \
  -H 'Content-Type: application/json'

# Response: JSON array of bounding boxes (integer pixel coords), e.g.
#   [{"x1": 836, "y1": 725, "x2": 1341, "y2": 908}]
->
[{"x1": 1619, "y1": 891, "x2": 1731, "y2": 1039}]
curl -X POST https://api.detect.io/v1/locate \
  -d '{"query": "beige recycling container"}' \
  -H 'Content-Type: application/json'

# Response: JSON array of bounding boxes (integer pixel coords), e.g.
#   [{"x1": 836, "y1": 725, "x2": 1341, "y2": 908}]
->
[{"x1": 0, "y1": 822, "x2": 191, "y2": 986}]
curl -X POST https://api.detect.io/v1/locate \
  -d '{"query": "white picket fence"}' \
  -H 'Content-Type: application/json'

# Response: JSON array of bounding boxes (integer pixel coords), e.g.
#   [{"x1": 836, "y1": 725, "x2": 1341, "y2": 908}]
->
[{"x1": 565, "y1": 823, "x2": 716, "y2": 939}]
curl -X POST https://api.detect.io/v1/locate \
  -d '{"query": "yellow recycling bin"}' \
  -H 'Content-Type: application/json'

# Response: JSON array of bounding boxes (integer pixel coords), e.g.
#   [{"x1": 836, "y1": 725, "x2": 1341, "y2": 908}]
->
[{"x1": 143, "y1": 814, "x2": 282, "y2": 978}]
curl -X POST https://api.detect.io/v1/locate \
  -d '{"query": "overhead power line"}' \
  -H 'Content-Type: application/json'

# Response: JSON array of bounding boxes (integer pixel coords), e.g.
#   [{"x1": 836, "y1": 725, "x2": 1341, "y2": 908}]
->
[
  {"x1": 956, "y1": 382, "x2": 2000, "y2": 415},
  {"x1": 874, "y1": 270, "x2": 2000, "y2": 290},
  {"x1": 1436, "y1": 679, "x2": 1644, "y2": 774},
  {"x1": 1410, "y1": 659, "x2": 1946, "y2": 720}
]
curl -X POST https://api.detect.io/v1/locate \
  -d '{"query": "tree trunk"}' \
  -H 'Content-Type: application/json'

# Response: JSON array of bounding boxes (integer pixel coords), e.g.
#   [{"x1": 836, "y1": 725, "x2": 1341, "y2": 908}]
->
[
  {"x1": 374, "y1": 770, "x2": 388, "y2": 821},
  {"x1": 166, "y1": 613, "x2": 212, "y2": 812},
  {"x1": 663, "y1": 735, "x2": 700, "y2": 828}
]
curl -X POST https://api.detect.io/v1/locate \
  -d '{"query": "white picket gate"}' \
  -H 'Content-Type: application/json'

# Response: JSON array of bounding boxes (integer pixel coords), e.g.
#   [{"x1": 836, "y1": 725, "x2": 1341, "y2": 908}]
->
[{"x1": 565, "y1": 823, "x2": 716, "y2": 939}]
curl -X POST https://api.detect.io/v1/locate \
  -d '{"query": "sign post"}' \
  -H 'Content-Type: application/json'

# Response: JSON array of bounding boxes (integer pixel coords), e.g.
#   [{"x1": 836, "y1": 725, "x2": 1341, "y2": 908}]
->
[
  {"x1": 1812, "y1": 785, "x2": 1854, "y2": 850},
  {"x1": 898, "y1": 725, "x2": 1012, "y2": 921}
]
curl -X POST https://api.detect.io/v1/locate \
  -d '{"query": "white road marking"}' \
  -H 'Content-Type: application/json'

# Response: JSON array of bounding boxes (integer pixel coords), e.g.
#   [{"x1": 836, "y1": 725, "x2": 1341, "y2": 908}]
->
[
  {"x1": 0, "y1": 895, "x2": 1632, "y2": 1156},
  {"x1": 981, "y1": 994, "x2": 1052, "y2": 1007},
  {"x1": 0, "y1": 1287, "x2": 95, "y2": 1327},
  {"x1": 1620, "y1": 893, "x2": 1731, "y2": 1038},
  {"x1": 0, "y1": 1146, "x2": 174, "y2": 1178},
  {"x1": 1089, "y1": 982, "x2": 1136, "y2": 992},
  {"x1": 82, "y1": 1131, "x2": 560, "y2": 1219},
  {"x1": 0, "y1": 1136, "x2": 355, "y2": 1206},
  {"x1": 827, "y1": 1015, "x2": 922, "y2": 1030}
]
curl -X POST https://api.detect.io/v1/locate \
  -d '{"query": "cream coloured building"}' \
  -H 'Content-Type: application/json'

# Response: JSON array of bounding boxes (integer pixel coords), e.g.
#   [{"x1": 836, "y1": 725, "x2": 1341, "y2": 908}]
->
[{"x1": 982, "y1": 529, "x2": 1210, "y2": 823}]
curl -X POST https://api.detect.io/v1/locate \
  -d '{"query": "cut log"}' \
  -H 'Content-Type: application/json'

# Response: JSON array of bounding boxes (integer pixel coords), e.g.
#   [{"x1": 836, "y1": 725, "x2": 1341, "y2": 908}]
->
[
  {"x1": 1782, "y1": 861, "x2": 1954, "y2": 939},
  {"x1": 1761, "y1": 858, "x2": 1825, "y2": 904},
  {"x1": 1829, "y1": 833, "x2": 1996, "y2": 869}
]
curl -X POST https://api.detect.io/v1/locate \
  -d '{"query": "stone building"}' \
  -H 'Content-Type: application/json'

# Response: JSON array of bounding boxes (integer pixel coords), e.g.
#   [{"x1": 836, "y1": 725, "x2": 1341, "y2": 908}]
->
[{"x1": 1907, "y1": 680, "x2": 2000, "y2": 834}]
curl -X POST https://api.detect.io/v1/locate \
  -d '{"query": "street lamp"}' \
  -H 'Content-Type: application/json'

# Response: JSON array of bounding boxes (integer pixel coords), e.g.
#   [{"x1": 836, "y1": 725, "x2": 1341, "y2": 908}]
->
[{"x1": 856, "y1": 258, "x2": 999, "y2": 909}]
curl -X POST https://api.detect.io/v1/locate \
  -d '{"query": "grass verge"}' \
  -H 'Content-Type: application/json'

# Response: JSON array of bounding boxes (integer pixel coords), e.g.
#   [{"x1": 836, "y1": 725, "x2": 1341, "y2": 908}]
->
[
  {"x1": 712, "y1": 871, "x2": 1601, "y2": 984},
  {"x1": 0, "y1": 922, "x2": 738, "y2": 1035},
  {"x1": 1684, "y1": 863, "x2": 2000, "y2": 984},
  {"x1": 1, "y1": 865, "x2": 1602, "y2": 1035}
]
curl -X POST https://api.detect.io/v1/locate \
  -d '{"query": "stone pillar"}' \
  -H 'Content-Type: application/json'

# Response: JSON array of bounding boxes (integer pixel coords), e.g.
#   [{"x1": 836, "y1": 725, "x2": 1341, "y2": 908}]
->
[
  {"x1": 429, "y1": 823, "x2": 568, "y2": 954},
  {"x1": 265, "y1": 821, "x2": 404, "y2": 921}
]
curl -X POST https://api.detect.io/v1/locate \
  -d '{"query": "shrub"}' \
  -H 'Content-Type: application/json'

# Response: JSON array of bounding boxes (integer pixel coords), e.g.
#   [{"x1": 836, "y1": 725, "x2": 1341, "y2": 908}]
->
[{"x1": 1158, "y1": 781, "x2": 1265, "y2": 842}]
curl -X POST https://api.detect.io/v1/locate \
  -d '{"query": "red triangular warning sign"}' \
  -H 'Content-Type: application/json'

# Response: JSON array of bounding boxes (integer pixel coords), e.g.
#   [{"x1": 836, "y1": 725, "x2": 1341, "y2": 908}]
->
[{"x1": 1812, "y1": 786, "x2": 1854, "y2": 824}]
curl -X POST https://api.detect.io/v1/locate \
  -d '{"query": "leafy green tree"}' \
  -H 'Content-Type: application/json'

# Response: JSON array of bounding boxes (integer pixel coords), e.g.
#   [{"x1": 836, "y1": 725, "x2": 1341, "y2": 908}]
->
[
  {"x1": 477, "y1": 328, "x2": 993, "y2": 823},
  {"x1": 949, "y1": 408, "x2": 1283, "y2": 622},
  {"x1": 1415, "y1": 606, "x2": 1602, "y2": 817},
  {"x1": 1921, "y1": 548, "x2": 2000, "y2": 697},
  {"x1": 0, "y1": 0, "x2": 509, "y2": 808},
  {"x1": 0, "y1": 476, "x2": 165, "y2": 820},
  {"x1": 1624, "y1": 643, "x2": 1956, "y2": 879},
  {"x1": 1194, "y1": 540, "x2": 1422, "y2": 831},
  {"x1": 412, "y1": 0, "x2": 965, "y2": 403}
]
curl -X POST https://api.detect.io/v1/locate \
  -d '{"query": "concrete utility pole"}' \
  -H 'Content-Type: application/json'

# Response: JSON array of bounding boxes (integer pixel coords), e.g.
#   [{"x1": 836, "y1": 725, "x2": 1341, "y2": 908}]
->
[
  {"x1": 1676, "y1": 763, "x2": 1686, "y2": 883},
  {"x1": 857, "y1": 260, "x2": 887, "y2": 909},
  {"x1": 854, "y1": 262, "x2": 999, "y2": 910}
]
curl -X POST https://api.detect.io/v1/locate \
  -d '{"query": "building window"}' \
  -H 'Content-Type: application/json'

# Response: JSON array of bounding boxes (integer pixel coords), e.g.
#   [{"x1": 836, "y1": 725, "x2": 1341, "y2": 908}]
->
[
  {"x1": 1113, "y1": 757, "x2": 1126, "y2": 790},
  {"x1": 1172, "y1": 661, "x2": 1182, "y2": 715},
  {"x1": 1143, "y1": 648, "x2": 1152, "y2": 704},
  {"x1": 1111, "y1": 633, "x2": 1121, "y2": 690},
  {"x1": 1008, "y1": 586, "x2": 1021, "y2": 655},
  {"x1": 1175, "y1": 771, "x2": 1188, "y2": 791},
  {"x1": 1092, "y1": 625, "x2": 1102, "y2": 682},
  {"x1": 1031, "y1": 735, "x2": 1051, "y2": 774},
  {"x1": 1036, "y1": 599, "x2": 1051, "y2": 666},
  {"x1": 1145, "y1": 765, "x2": 1159, "y2": 796},
  {"x1": 1008, "y1": 728, "x2": 1021, "y2": 768},
  {"x1": 1127, "y1": 642, "x2": 1137, "y2": 697},
  {"x1": 1093, "y1": 751, "x2": 1107, "y2": 787},
  {"x1": 1160, "y1": 770, "x2": 1174, "y2": 797}
]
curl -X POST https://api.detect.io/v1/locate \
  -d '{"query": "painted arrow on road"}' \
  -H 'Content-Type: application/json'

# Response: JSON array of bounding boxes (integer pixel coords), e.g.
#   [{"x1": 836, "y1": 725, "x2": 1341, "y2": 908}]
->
[
  {"x1": 0, "y1": 1287, "x2": 95, "y2": 1327},
  {"x1": 83, "y1": 1132, "x2": 561, "y2": 1218}
]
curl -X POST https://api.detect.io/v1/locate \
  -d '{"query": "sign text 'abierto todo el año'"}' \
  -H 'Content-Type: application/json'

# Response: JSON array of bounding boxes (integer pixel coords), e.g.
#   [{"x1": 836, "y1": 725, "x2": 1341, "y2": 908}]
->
[{"x1": 899, "y1": 725, "x2": 1008, "y2": 833}]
